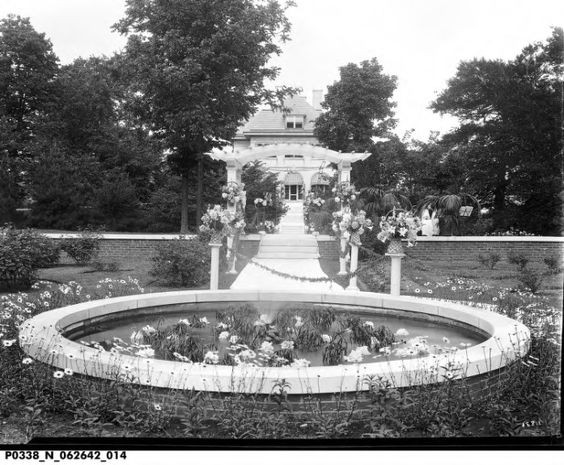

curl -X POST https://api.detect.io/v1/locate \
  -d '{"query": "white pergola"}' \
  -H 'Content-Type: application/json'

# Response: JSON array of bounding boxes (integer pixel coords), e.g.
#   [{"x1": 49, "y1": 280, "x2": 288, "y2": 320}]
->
[{"x1": 207, "y1": 143, "x2": 371, "y2": 189}]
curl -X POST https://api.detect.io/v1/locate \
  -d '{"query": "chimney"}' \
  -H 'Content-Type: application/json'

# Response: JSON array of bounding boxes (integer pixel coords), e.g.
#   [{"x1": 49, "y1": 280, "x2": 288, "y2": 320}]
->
[{"x1": 312, "y1": 89, "x2": 323, "y2": 110}]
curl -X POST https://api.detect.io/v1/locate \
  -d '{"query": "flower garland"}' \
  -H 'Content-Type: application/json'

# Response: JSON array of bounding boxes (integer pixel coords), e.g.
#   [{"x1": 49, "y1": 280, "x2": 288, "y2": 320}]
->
[{"x1": 377, "y1": 208, "x2": 421, "y2": 247}]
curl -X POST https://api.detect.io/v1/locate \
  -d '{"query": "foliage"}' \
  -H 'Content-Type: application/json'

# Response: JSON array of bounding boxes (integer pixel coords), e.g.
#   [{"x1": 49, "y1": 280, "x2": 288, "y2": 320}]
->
[
  {"x1": 517, "y1": 263, "x2": 546, "y2": 294},
  {"x1": 149, "y1": 238, "x2": 210, "y2": 287},
  {"x1": 507, "y1": 251, "x2": 530, "y2": 271},
  {"x1": 477, "y1": 253, "x2": 501, "y2": 270},
  {"x1": 28, "y1": 145, "x2": 101, "y2": 229},
  {"x1": 543, "y1": 256, "x2": 560, "y2": 275},
  {"x1": 60, "y1": 229, "x2": 101, "y2": 265},
  {"x1": 431, "y1": 28, "x2": 563, "y2": 234},
  {"x1": 241, "y1": 161, "x2": 287, "y2": 232},
  {"x1": 314, "y1": 57, "x2": 397, "y2": 152},
  {"x1": 416, "y1": 193, "x2": 480, "y2": 236},
  {"x1": 0, "y1": 227, "x2": 59, "y2": 290}
]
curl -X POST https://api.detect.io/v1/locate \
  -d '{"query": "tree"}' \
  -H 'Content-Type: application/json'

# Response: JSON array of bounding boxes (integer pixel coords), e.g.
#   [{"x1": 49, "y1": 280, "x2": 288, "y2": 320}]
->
[
  {"x1": 314, "y1": 57, "x2": 397, "y2": 152},
  {"x1": 0, "y1": 15, "x2": 59, "y2": 222},
  {"x1": 113, "y1": 0, "x2": 296, "y2": 233},
  {"x1": 431, "y1": 28, "x2": 563, "y2": 234}
]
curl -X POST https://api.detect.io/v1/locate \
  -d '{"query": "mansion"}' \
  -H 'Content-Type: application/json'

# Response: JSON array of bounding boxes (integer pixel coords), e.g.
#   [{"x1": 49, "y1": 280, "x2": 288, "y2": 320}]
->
[{"x1": 210, "y1": 91, "x2": 370, "y2": 201}]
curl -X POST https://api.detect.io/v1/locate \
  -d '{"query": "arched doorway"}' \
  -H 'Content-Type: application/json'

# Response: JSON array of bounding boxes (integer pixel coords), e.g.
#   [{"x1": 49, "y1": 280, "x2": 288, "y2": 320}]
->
[
  {"x1": 310, "y1": 171, "x2": 331, "y2": 196},
  {"x1": 284, "y1": 171, "x2": 304, "y2": 201}
]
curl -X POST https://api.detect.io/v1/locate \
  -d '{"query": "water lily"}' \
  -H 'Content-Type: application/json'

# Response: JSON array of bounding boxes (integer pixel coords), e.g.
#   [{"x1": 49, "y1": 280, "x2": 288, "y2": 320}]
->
[
  {"x1": 395, "y1": 328, "x2": 409, "y2": 337},
  {"x1": 281, "y1": 340, "x2": 294, "y2": 350}
]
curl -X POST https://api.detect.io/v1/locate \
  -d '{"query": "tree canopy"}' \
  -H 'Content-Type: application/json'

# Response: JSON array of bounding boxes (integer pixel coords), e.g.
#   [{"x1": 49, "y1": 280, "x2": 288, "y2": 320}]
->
[
  {"x1": 314, "y1": 57, "x2": 397, "y2": 152},
  {"x1": 113, "y1": 0, "x2": 297, "y2": 231},
  {"x1": 431, "y1": 27, "x2": 563, "y2": 234}
]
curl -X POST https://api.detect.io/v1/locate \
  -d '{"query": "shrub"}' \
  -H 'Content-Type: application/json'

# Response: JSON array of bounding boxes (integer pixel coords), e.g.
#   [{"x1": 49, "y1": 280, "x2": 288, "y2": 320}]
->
[
  {"x1": 60, "y1": 229, "x2": 101, "y2": 265},
  {"x1": 307, "y1": 211, "x2": 333, "y2": 234},
  {"x1": 543, "y1": 256, "x2": 560, "y2": 274},
  {"x1": 507, "y1": 250, "x2": 530, "y2": 271},
  {"x1": 518, "y1": 263, "x2": 546, "y2": 294},
  {"x1": 150, "y1": 238, "x2": 210, "y2": 287},
  {"x1": 477, "y1": 252, "x2": 501, "y2": 270},
  {"x1": 0, "y1": 227, "x2": 60, "y2": 290}
]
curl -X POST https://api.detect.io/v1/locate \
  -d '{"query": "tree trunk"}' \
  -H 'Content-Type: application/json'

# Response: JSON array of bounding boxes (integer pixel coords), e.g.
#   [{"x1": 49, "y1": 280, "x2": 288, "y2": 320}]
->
[
  {"x1": 180, "y1": 175, "x2": 189, "y2": 234},
  {"x1": 196, "y1": 155, "x2": 203, "y2": 227}
]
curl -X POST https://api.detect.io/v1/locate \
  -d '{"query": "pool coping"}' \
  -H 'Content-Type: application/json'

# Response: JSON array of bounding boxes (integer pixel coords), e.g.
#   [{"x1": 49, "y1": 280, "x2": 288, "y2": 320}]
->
[{"x1": 19, "y1": 290, "x2": 531, "y2": 394}]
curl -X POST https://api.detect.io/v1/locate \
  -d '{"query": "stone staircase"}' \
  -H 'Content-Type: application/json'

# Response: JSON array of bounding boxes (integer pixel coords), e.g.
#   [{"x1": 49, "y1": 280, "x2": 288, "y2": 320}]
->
[
  {"x1": 279, "y1": 201, "x2": 306, "y2": 234},
  {"x1": 255, "y1": 201, "x2": 320, "y2": 259},
  {"x1": 255, "y1": 234, "x2": 320, "y2": 259}
]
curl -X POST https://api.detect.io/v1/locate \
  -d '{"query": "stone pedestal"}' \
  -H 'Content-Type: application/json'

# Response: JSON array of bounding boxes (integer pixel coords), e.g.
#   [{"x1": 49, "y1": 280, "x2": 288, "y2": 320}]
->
[
  {"x1": 346, "y1": 243, "x2": 359, "y2": 291},
  {"x1": 386, "y1": 252, "x2": 405, "y2": 296},
  {"x1": 209, "y1": 242, "x2": 222, "y2": 290}
]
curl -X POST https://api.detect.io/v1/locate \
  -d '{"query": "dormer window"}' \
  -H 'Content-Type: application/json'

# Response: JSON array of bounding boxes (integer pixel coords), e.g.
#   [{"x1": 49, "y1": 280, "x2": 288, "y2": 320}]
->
[{"x1": 286, "y1": 115, "x2": 304, "y2": 129}]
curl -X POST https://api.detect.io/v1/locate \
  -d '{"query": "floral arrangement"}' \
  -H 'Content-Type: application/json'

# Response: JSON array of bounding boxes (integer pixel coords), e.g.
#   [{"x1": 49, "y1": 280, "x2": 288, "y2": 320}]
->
[
  {"x1": 199, "y1": 205, "x2": 245, "y2": 242},
  {"x1": 303, "y1": 192, "x2": 326, "y2": 209},
  {"x1": 332, "y1": 182, "x2": 359, "y2": 206},
  {"x1": 221, "y1": 182, "x2": 245, "y2": 205},
  {"x1": 377, "y1": 209, "x2": 421, "y2": 247},
  {"x1": 332, "y1": 209, "x2": 373, "y2": 244}
]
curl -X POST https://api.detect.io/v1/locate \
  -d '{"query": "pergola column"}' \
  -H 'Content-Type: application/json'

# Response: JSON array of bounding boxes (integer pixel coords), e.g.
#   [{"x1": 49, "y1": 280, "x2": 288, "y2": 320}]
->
[
  {"x1": 338, "y1": 160, "x2": 351, "y2": 184},
  {"x1": 226, "y1": 159, "x2": 243, "y2": 185}
]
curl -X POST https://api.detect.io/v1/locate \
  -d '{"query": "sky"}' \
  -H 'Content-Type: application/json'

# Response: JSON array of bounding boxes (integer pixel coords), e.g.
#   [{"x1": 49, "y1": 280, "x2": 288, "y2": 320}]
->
[{"x1": 1, "y1": 0, "x2": 562, "y2": 140}]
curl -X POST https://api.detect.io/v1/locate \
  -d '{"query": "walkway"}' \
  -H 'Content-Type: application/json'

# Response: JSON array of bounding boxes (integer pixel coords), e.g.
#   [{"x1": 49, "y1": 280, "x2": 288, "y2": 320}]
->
[{"x1": 230, "y1": 201, "x2": 343, "y2": 291}]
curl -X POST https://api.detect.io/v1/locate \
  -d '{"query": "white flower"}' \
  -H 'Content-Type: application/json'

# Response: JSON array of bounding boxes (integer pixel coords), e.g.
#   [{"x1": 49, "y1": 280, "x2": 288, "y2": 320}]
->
[
  {"x1": 199, "y1": 317, "x2": 209, "y2": 325},
  {"x1": 395, "y1": 328, "x2": 409, "y2": 337},
  {"x1": 22, "y1": 357, "x2": 33, "y2": 365},
  {"x1": 239, "y1": 349, "x2": 256, "y2": 361},
  {"x1": 229, "y1": 335, "x2": 239, "y2": 344},
  {"x1": 356, "y1": 346, "x2": 370, "y2": 356},
  {"x1": 2, "y1": 339, "x2": 16, "y2": 347},
  {"x1": 204, "y1": 351, "x2": 219, "y2": 364},
  {"x1": 343, "y1": 351, "x2": 363, "y2": 363},
  {"x1": 216, "y1": 322, "x2": 228, "y2": 330},
  {"x1": 178, "y1": 319, "x2": 191, "y2": 327},
  {"x1": 218, "y1": 331, "x2": 230, "y2": 341},
  {"x1": 130, "y1": 330, "x2": 144, "y2": 344},
  {"x1": 321, "y1": 334, "x2": 332, "y2": 343},
  {"x1": 281, "y1": 340, "x2": 294, "y2": 350},
  {"x1": 294, "y1": 316, "x2": 303, "y2": 328},
  {"x1": 136, "y1": 348, "x2": 155, "y2": 358},
  {"x1": 442, "y1": 337, "x2": 450, "y2": 344},
  {"x1": 291, "y1": 358, "x2": 311, "y2": 368},
  {"x1": 153, "y1": 403, "x2": 162, "y2": 411},
  {"x1": 363, "y1": 321, "x2": 374, "y2": 329},
  {"x1": 259, "y1": 341, "x2": 274, "y2": 353},
  {"x1": 142, "y1": 325, "x2": 157, "y2": 335},
  {"x1": 64, "y1": 368, "x2": 73, "y2": 376},
  {"x1": 335, "y1": 197, "x2": 340, "y2": 203},
  {"x1": 53, "y1": 371, "x2": 64, "y2": 379}
]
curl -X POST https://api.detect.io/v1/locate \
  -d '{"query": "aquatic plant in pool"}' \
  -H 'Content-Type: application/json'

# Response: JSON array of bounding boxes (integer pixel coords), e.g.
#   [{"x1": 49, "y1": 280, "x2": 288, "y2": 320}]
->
[{"x1": 77, "y1": 303, "x2": 487, "y2": 369}]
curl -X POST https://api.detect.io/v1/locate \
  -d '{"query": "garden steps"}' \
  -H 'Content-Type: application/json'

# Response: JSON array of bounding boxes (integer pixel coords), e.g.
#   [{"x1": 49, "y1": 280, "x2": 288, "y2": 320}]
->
[{"x1": 256, "y1": 234, "x2": 320, "y2": 259}]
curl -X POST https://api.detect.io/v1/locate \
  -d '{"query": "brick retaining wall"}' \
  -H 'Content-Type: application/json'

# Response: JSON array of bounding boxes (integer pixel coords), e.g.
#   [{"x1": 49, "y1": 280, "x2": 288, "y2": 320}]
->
[
  {"x1": 45, "y1": 233, "x2": 563, "y2": 265},
  {"x1": 403, "y1": 236, "x2": 563, "y2": 262}
]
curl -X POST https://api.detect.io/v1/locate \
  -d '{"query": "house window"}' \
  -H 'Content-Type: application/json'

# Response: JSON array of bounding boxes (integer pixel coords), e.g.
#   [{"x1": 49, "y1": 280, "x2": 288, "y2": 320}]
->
[
  {"x1": 284, "y1": 154, "x2": 303, "y2": 159},
  {"x1": 286, "y1": 115, "x2": 304, "y2": 129}
]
